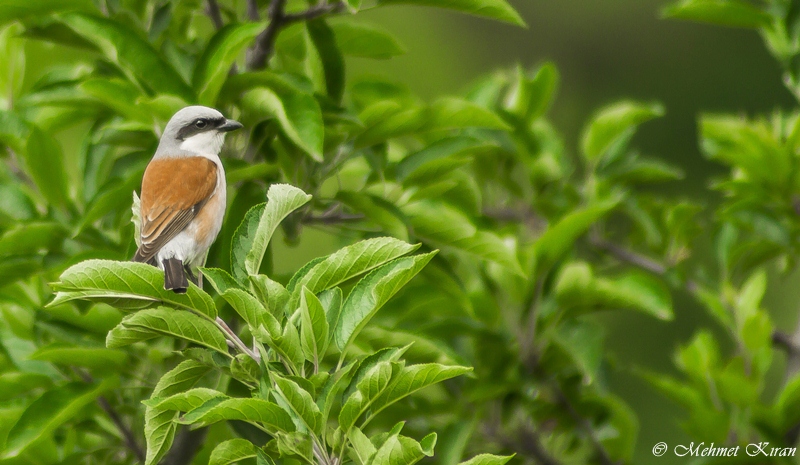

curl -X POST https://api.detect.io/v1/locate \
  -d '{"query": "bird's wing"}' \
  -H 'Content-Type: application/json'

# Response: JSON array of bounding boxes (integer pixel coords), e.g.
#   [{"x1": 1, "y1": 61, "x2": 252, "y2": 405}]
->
[{"x1": 133, "y1": 156, "x2": 218, "y2": 263}]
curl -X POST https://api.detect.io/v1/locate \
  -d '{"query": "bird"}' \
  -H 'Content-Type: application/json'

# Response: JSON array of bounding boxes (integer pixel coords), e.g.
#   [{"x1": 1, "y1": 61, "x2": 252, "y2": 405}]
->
[{"x1": 133, "y1": 106, "x2": 242, "y2": 293}]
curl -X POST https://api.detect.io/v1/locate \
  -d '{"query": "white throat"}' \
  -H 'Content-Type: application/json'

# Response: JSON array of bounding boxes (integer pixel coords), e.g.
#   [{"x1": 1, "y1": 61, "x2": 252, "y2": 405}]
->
[{"x1": 180, "y1": 131, "x2": 225, "y2": 156}]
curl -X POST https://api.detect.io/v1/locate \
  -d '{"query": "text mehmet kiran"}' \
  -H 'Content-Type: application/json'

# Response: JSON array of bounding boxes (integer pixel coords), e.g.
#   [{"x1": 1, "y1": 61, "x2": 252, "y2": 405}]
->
[{"x1": 674, "y1": 442, "x2": 796, "y2": 458}]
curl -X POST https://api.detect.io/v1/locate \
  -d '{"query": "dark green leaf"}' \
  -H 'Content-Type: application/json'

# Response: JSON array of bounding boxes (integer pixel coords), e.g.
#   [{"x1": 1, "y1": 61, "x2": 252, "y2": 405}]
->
[
  {"x1": 58, "y1": 13, "x2": 193, "y2": 101},
  {"x1": 663, "y1": 0, "x2": 772, "y2": 28},
  {"x1": 331, "y1": 22, "x2": 405, "y2": 59},
  {"x1": 4, "y1": 377, "x2": 117, "y2": 458},
  {"x1": 194, "y1": 22, "x2": 265, "y2": 105},
  {"x1": 375, "y1": 0, "x2": 524, "y2": 26}
]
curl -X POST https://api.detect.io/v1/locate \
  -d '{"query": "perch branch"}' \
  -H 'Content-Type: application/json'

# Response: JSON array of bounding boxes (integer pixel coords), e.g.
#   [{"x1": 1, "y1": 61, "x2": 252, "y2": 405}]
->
[
  {"x1": 553, "y1": 384, "x2": 618, "y2": 465},
  {"x1": 216, "y1": 317, "x2": 259, "y2": 361}
]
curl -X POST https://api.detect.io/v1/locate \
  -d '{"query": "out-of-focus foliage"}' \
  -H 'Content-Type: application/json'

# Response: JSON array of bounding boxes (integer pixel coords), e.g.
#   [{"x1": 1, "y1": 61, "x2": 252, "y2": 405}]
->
[{"x1": 3, "y1": 0, "x2": 800, "y2": 464}]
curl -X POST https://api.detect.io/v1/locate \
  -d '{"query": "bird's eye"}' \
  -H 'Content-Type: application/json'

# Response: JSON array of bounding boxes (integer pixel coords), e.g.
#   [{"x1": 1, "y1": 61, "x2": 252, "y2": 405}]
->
[{"x1": 195, "y1": 119, "x2": 207, "y2": 129}]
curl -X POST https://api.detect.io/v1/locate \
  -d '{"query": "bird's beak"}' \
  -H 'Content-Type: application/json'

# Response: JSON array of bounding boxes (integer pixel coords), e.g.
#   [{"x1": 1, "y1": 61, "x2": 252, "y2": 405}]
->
[{"x1": 218, "y1": 119, "x2": 243, "y2": 133}]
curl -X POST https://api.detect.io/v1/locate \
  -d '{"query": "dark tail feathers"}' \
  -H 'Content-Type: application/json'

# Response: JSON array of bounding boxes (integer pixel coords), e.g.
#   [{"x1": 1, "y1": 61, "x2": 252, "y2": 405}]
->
[{"x1": 163, "y1": 257, "x2": 189, "y2": 294}]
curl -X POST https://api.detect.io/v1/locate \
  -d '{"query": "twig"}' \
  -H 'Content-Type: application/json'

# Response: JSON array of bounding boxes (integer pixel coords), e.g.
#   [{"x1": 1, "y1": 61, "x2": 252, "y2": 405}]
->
[
  {"x1": 247, "y1": 0, "x2": 287, "y2": 70},
  {"x1": 205, "y1": 0, "x2": 224, "y2": 29},
  {"x1": 483, "y1": 406, "x2": 562, "y2": 465},
  {"x1": 247, "y1": 0, "x2": 260, "y2": 20},
  {"x1": 247, "y1": 0, "x2": 345, "y2": 70},
  {"x1": 304, "y1": 212, "x2": 364, "y2": 224},
  {"x1": 552, "y1": 384, "x2": 618, "y2": 465},
  {"x1": 216, "y1": 317, "x2": 259, "y2": 361},
  {"x1": 589, "y1": 235, "x2": 699, "y2": 293},
  {"x1": 75, "y1": 370, "x2": 145, "y2": 462}
]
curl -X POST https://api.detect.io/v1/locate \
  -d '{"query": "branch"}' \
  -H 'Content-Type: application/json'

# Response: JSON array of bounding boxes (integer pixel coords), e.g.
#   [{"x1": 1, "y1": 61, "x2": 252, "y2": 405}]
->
[
  {"x1": 247, "y1": 0, "x2": 345, "y2": 70},
  {"x1": 247, "y1": 0, "x2": 260, "y2": 21},
  {"x1": 589, "y1": 235, "x2": 698, "y2": 293},
  {"x1": 76, "y1": 370, "x2": 144, "y2": 462},
  {"x1": 205, "y1": 0, "x2": 224, "y2": 29},
  {"x1": 553, "y1": 384, "x2": 618, "y2": 465},
  {"x1": 163, "y1": 426, "x2": 209, "y2": 465},
  {"x1": 216, "y1": 317, "x2": 259, "y2": 361}
]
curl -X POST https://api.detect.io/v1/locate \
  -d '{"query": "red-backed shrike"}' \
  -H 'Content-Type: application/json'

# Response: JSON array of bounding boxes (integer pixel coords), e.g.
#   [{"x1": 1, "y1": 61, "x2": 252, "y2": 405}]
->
[{"x1": 133, "y1": 106, "x2": 242, "y2": 293}]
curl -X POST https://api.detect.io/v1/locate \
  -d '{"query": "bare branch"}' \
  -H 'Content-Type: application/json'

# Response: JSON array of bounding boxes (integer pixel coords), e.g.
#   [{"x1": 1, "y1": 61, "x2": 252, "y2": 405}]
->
[
  {"x1": 247, "y1": 0, "x2": 345, "y2": 70},
  {"x1": 553, "y1": 384, "x2": 619, "y2": 465},
  {"x1": 205, "y1": 0, "x2": 224, "y2": 29},
  {"x1": 247, "y1": 0, "x2": 260, "y2": 21},
  {"x1": 75, "y1": 370, "x2": 145, "y2": 462}
]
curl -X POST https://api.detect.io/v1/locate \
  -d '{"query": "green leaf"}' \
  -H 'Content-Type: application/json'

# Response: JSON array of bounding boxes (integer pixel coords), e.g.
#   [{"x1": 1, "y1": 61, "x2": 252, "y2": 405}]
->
[
  {"x1": 367, "y1": 363, "x2": 471, "y2": 422},
  {"x1": 243, "y1": 86, "x2": 324, "y2": 161},
  {"x1": 593, "y1": 272, "x2": 674, "y2": 320},
  {"x1": 106, "y1": 307, "x2": 229, "y2": 355},
  {"x1": 339, "y1": 361, "x2": 396, "y2": 431},
  {"x1": 429, "y1": 98, "x2": 511, "y2": 131},
  {"x1": 0, "y1": 221, "x2": 65, "y2": 257},
  {"x1": 331, "y1": 22, "x2": 405, "y2": 59},
  {"x1": 375, "y1": 0, "x2": 524, "y2": 26},
  {"x1": 336, "y1": 191, "x2": 410, "y2": 241},
  {"x1": 221, "y1": 287, "x2": 281, "y2": 335},
  {"x1": 0, "y1": 24, "x2": 24, "y2": 111},
  {"x1": 458, "y1": 454, "x2": 515, "y2": 465},
  {"x1": 180, "y1": 397, "x2": 296, "y2": 432},
  {"x1": 507, "y1": 62, "x2": 558, "y2": 122},
  {"x1": 308, "y1": 19, "x2": 345, "y2": 103},
  {"x1": 29, "y1": 346, "x2": 127, "y2": 370},
  {"x1": 0, "y1": 0, "x2": 93, "y2": 26},
  {"x1": 25, "y1": 125, "x2": 70, "y2": 209},
  {"x1": 300, "y1": 286, "x2": 329, "y2": 366},
  {"x1": 145, "y1": 361, "x2": 211, "y2": 465},
  {"x1": 396, "y1": 136, "x2": 495, "y2": 181},
  {"x1": 273, "y1": 375, "x2": 323, "y2": 434},
  {"x1": 250, "y1": 274, "x2": 290, "y2": 317},
  {"x1": 334, "y1": 252, "x2": 436, "y2": 351},
  {"x1": 581, "y1": 101, "x2": 663, "y2": 161},
  {"x1": 209, "y1": 438, "x2": 259, "y2": 465},
  {"x1": 51, "y1": 260, "x2": 218, "y2": 318},
  {"x1": 202, "y1": 267, "x2": 242, "y2": 295},
  {"x1": 533, "y1": 199, "x2": 619, "y2": 267},
  {"x1": 3, "y1": 377, "x2": 117, "y2": 458},
  {"x1": 231, "y1": 184, "x2": 312, "y2": 282},
  {"x1": 0, "y1": 373, "x2": 52, "y2": 401},
  {"x1": 79, "y1": 78, "x2": 150, "y2": 123},
  {"x1": 231, "y1": 203, "x2": 265, "y2": 282},
  {"x1": 289, "y1": 237, "x2": 419, "y2": 309},
  {"x1": 247, "y1": 184, "x2": 312, "y2": 276},
  {"x1": 349, "y1": 427, "x2": 377, "y2": 465},
  {"x1": 367, "y1": 432, "x2": 436, "y2": 465},
  {"x1": 145, "y1": 388, "x2": 226, "y2": 411},
  {"x1": 194, "y1": 22, "x2": 265, "y2": 105},
  {"x1": 58, "y1": 13, "x2": 193, "y2": 101},
  {"x1": 663, "y1": 0, "x2": 772, "y2": 28}
]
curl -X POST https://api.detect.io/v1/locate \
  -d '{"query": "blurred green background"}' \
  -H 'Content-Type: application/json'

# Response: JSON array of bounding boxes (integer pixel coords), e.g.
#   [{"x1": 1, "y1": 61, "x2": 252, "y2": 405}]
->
[
  {"x1": 11, "y1": 1, "x2": 796, "y2": 462},
  {"x1": 341, "y1": 1, "x2": 798, "y2": 462}
]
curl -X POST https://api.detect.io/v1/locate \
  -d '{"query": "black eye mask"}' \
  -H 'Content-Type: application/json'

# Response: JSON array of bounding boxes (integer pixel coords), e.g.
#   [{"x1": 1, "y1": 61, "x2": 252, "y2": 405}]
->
[{"x1": 176, "y1": 116, "x2": 226, "y2": 140}]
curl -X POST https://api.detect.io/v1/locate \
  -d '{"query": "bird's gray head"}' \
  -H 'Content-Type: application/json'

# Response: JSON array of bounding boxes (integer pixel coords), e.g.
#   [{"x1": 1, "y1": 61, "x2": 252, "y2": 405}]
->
[{"x1": 155, "y1": 105, "x2": 242, "y2": 158}]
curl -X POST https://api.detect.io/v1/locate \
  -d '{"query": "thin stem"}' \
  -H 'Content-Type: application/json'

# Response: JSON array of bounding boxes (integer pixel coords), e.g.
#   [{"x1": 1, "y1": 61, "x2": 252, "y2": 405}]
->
[
  {"x1": 247, "y1": 0, "x2": 260, "y2": 20},
  {"x1": 247, "y1": 0, "x2": 345, "y2": 70},
  {"x1": 215, "y1": 317, "x2": 258, "y2": 360},
  {"x1": 76, "y1": 370, "x2": 145, "y2": 462},
  {"x1": 553, "y1": 383, "x2": 618, "y2": 465},
  {"x1": 205, "y1": 0, "x2": 224, "y2": 29}
]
